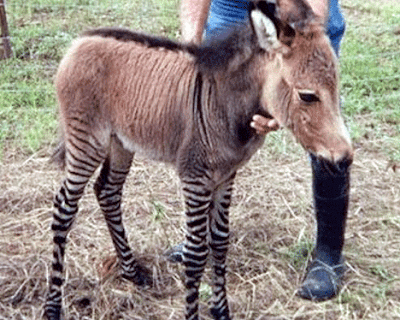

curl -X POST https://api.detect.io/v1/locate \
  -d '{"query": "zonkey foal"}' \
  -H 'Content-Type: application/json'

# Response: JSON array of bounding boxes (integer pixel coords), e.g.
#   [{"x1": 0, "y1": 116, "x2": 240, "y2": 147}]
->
[{"x1": 45, "y1": 1, "x2": 353, "y2": 319}]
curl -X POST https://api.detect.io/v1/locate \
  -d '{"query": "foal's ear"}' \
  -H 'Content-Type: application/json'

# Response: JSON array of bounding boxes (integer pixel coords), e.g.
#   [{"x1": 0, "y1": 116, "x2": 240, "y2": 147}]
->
[
  {"x1": 251, "y1": 8, "x2": 279, "y2": 51},
  {"x1": 250, "y1": 0, "x2": 295, "y2": 49},
  {"x1": 251, "y1": 0, "x2": 320, "y2": 48}
]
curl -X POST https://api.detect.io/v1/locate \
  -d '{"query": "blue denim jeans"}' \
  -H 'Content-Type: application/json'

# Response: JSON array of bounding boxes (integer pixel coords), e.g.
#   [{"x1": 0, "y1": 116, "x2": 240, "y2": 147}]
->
[{"x1": 205, "y1": 0, "x2": 345, "y2": 55}]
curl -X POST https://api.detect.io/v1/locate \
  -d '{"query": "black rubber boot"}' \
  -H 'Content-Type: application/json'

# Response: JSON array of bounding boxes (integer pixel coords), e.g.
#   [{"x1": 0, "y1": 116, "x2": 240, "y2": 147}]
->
[{"x1": 297, "y1": 154, "x2": 351, "y2": 301}]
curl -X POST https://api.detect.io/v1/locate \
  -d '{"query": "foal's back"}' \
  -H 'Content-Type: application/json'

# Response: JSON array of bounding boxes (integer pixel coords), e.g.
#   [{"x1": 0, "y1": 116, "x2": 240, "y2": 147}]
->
[{"x1": 56, "y1": 35, "x2": 198, "y2": 163}]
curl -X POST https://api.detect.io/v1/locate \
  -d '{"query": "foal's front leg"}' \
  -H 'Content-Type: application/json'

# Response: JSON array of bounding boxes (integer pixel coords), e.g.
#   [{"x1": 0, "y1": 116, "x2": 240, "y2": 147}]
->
[
  {"x1": 209, "y1": 174, "x2": 235, "y2": 320},
  {"x1": 181, "y1": 174, "x2": 213, "y2": 320}
]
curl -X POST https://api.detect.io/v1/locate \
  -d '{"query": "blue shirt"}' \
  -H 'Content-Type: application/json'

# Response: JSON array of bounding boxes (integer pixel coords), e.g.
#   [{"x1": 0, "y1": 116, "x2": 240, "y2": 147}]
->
[{"x1": 205, "y1": 0, "x2": 345, "y2": 55}]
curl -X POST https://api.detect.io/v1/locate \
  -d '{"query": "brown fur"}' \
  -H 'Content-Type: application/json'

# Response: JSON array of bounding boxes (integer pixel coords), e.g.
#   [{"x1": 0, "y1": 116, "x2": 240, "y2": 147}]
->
[
  {"x1": 54, "y1": 1, "x2": 352, "y2": 172},
  {"x1": 55, "y1": 31, "x2": 267, "y2": 179},
  {"x1": 48, "y1": 2, "x2": 354, "y2": 319}
]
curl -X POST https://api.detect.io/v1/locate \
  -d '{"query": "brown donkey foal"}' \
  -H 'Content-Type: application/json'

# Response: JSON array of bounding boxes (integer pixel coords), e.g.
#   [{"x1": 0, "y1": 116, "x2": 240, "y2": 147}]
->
[{"x1": 45, "y1": 1, "x2": 353, "y2": 319}]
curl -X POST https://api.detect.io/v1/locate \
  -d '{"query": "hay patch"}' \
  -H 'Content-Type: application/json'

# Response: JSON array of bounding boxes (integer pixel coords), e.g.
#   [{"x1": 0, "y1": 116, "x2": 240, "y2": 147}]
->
[{"x1": 1, "y1": 136, "x2": 399, "y2": 319}]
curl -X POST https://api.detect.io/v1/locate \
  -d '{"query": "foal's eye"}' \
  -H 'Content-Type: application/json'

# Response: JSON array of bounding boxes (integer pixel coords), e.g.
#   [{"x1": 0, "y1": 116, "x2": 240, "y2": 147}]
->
[{"x1": 298, "y1": 91, "x2": 320, "y2": 103}]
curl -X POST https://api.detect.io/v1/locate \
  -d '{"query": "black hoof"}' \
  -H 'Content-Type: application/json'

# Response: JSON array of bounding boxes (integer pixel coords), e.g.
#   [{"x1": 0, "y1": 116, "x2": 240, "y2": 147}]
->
[
  {"x1": 122, "y1": 264, "x2": 153, "y2": 288},
  {"x1": 44, "y1": 307, "x2": 62, "y2": 320},
  {"x1": 297, "y1": 258, "x2": 345, "y2": 301},
  {"x1": 164, "y1": 243, "x2": 185, "y2": 264},
  {"x1": 210, "y1": 306, "x2": 231, "y2": 320}
]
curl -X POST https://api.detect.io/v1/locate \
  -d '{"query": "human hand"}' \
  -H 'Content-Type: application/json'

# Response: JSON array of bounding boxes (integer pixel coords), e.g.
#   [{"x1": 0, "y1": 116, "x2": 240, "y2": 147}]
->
[{"x1": 250, "y1": 114, "x2": 280, "y2": 135}]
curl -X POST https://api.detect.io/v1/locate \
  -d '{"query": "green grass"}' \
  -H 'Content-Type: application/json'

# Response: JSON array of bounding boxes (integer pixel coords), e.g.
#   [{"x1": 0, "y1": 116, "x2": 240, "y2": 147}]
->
[
  {"x1": 1, "y1": 0, "x2": 399, "y2": 161},
  {"x1": 284, "y1": 237, "x2": 314, "y2": 270},
  {"x1": 0, "y1": 59, "x2": 57, "y2": 157},
  {"x1": 340, "y1": 1, "x2": 400, "y2": 161},
  {"x1": 1, "y1": 0, "x2": 180, "y2": 161}
]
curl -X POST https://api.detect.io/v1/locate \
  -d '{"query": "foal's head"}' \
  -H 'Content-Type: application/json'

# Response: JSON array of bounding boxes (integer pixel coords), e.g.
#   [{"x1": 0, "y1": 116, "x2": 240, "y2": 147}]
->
[{"x1": 253, "y1": 0, "x2": 352, "y2": 163}]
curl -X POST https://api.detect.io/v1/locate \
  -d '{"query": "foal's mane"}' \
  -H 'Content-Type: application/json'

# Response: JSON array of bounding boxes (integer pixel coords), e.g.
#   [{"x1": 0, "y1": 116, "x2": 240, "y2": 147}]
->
[{"x1": 83, "y1": 22, "x2": 258, "y2": 74}]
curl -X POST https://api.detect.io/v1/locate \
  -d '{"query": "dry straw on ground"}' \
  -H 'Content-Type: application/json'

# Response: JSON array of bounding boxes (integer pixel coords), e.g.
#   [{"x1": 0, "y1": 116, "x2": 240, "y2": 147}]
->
[{"x1": 1, "y1": 130, "x2": 399, "y2": 320}]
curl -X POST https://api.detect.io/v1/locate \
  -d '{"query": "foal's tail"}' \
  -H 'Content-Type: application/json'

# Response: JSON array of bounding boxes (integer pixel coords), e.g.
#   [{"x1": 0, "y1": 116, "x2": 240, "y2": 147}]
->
[{"x1": 51, "y1": 138, "x2": 66, "y2": 170}]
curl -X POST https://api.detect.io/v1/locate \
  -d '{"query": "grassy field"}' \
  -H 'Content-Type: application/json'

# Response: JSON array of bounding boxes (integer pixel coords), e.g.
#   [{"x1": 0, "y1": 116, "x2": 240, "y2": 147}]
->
[{"x1": 1, "y1": 0, "x2": 399, "y2": 319}]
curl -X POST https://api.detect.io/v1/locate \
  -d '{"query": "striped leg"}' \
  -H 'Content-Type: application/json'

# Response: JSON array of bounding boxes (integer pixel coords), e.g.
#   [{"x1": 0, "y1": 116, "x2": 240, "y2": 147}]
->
[
  {"x1": 209, "y1": 174, "x2": 235, "y2": 320},
  {"x1": 94, "y1": 137, "x2": 151, "y2": 286},
  {"x1": 181, "y1": 174, "x2": 213, "y2": 320},
  {"x1": 45, "y1": 132, "x2": 105, "y2": 320}
]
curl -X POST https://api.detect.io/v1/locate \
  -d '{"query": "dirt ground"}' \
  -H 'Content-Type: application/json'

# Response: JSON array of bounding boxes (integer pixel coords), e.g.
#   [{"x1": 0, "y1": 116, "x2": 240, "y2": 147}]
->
[
  {"x1": 1, "y1": 1, "x2": 400, "y2": 318},
  {"x1": 1, "y1": 131, "x2": 399, "y2": 319}
]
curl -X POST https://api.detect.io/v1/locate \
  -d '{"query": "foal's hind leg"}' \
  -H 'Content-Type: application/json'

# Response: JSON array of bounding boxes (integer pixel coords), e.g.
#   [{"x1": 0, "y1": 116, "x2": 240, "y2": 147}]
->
[
  {"x1": 94, "y1": 136, "x2": 151, "y2": 286},
  {"x1": 45, "y1": 134, "x2": 106, "y2": 320}
]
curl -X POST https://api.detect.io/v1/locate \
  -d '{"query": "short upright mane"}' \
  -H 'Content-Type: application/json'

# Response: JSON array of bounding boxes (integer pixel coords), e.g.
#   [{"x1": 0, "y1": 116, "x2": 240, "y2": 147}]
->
[
  {"x1": 195, "y1": 23, "x2": 258, "y2": 72},
  {"x1": 83, "y1": 27, "x2": 197, "y2": 54},
  {"x1": 83, "y1": 24, "x2": 257, "y2": 74}
]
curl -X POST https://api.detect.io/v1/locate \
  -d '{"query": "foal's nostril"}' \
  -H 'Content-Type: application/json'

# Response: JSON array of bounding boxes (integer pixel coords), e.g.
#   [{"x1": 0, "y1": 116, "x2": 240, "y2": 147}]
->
[
  {"x1": 332, "y1": 150, "x2": 353, "y2": 173},
  {"x1": 311, "y1": 146, "x2": 353, "y2": 175},
  {"x1": 337, "y1": 152, "x2": 353, "y2": 170}
]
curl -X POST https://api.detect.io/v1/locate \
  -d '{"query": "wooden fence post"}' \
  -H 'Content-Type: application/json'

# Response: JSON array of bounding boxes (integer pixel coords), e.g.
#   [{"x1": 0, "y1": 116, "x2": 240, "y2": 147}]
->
[{"x1": 0, "y1": 0, "x2": 13, "y2": 59}]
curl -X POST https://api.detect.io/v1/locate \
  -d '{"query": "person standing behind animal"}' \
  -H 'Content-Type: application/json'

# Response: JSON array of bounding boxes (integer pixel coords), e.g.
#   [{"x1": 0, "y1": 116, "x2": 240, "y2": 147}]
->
[{"x1": 177, "y1": 0, "x2": 350, "y2": 301}]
